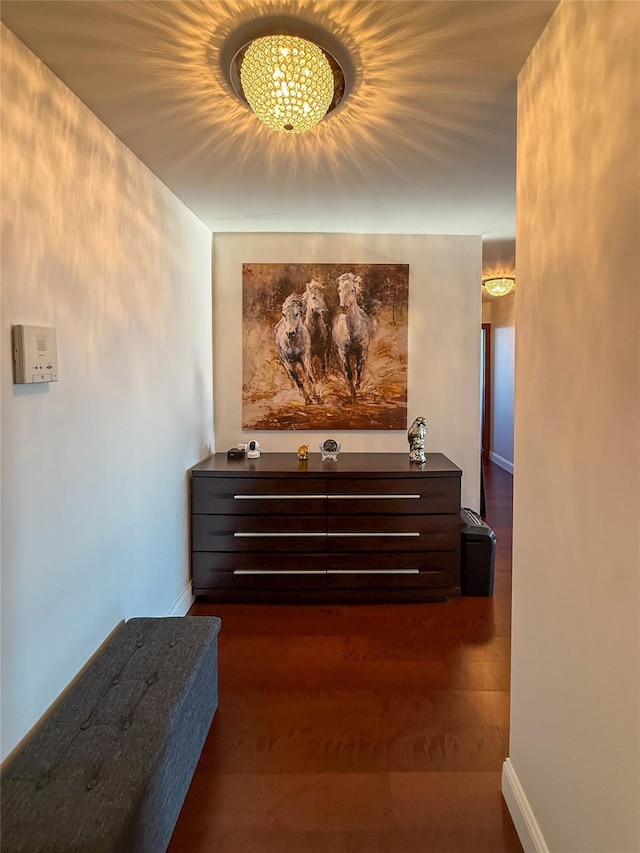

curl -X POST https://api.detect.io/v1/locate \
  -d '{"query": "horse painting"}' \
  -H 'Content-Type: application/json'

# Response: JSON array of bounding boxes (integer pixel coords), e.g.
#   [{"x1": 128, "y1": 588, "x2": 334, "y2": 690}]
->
[
  {"x1": 332, "y1": 272, "x2": 377, "y2": 401},
  {"x1": 274, "y1": 294, "x2": 321, "y2": 405},
  {"x1": 303, "y1": 279, "x2": 331, "y2": 378},
  {"x1": 242, "y1": 261, "x2": 408, "y2": 431}
]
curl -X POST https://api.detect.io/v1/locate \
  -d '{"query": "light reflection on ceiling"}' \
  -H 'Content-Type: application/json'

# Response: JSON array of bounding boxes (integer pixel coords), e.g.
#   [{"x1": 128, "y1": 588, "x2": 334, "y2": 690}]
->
[{"x1": 0, "y1": 1, "x2": 558, "y2": 236}]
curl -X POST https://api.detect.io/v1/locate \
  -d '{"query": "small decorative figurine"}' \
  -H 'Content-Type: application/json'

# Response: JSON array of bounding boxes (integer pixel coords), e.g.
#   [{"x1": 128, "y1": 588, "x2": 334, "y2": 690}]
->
[
  {"x1": 297, "y1": 444, "x2": 309, "y2": 461},
  {"x1": 408, "y1": 417, "x2": 427, "y2": 464},
  {"x1": 320, "y1": 438, "x2": 341, "y2": 461}
]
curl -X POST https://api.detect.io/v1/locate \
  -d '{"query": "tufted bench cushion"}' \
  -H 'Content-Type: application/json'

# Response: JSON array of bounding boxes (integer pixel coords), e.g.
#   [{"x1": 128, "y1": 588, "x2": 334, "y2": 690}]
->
[{"x1": 1, "y1": 615, "x2": 221, "y2": 853}]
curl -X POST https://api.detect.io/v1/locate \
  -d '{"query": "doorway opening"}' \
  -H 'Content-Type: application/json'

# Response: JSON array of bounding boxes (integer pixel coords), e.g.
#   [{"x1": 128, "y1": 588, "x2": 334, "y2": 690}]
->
[{"x1": 480, "y1": 323, "x2": 491, "y2": 517}]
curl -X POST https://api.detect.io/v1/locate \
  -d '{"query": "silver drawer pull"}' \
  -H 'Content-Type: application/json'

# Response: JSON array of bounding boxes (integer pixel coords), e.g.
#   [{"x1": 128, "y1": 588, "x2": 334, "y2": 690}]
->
[
  {"x1": 233, "y1": 569, "x2": 325, "y2": 575},
  {"x1": 234, "y1": 532, "x2": 419, "y2": 538},
  {"x1": 233, "y1": 494, "x2": 420, "y2": 500},
  {"x1": 327, "y1": 532, "x2": 420, "y2": 538},
  {"x1": 234, "y1": 494, "x2": 326, "y2": 500},
  {"x1": 234, "y1": 532, "x2": 325, "y2": 538},
  {"x1": 327, "y1": 494, "x2": 420, "y2": 499},
  {"x1": 327, "y1": 569, "x2": 420, "y2": 574}
]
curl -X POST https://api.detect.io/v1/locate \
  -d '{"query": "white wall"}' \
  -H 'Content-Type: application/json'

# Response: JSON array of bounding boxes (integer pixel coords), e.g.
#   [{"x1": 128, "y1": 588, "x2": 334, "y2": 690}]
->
[
  {"x1": 490, "y1": 293, "x2": 515, "y2": 472},
  {"x1": 213, "y1": 233, "x2": 482, "y2": 509},
  {"x1": 0, "y1": 26, "x2": 214, "y2": 760},
  {"x1": 505, "y1": 3, "x2": 640, "y2": 852}
]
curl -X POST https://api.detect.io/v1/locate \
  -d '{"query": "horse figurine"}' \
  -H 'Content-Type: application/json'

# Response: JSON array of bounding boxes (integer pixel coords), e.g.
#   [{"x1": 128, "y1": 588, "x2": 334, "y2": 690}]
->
[
  {"x1": 303, "y1": 279, "x2": 331, "y2": 378},
  {"x1": 275, "y1": 293, "x2": 321, "y2": 405},
  {"x1": 332, "y1": 272, "x2": 376, "y2": 401}
]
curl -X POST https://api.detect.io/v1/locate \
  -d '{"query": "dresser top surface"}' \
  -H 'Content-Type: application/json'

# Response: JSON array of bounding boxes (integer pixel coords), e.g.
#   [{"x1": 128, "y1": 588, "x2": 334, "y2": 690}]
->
[{"x1": 191, "y1": 452, "x2": 461, "y2": 478}]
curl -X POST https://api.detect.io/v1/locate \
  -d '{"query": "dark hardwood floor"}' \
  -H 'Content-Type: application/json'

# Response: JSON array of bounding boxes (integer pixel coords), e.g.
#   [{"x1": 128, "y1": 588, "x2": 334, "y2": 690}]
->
[{"x1": 169, "y1": 461, "x2": 522, "y2": 853}]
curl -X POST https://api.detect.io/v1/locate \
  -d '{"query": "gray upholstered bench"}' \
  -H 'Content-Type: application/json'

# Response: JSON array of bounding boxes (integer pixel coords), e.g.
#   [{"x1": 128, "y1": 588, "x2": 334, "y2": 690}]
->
[{"x1": 1, "y1": 615, "x2": 221, "y2": 853}]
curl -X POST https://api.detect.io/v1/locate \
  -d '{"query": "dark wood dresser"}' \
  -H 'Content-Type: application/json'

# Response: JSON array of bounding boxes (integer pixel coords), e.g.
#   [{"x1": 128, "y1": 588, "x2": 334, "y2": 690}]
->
[{"x1": 190, "y1": 452, "x2": 462, "y2": 603}]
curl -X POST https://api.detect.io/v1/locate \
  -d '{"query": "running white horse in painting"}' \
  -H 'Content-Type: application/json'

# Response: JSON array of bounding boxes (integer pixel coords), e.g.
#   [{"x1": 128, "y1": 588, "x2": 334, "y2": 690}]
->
[
  {"x1": 303, "y1": 279, "x2": 331, "y2": 378},
  {"x1": 332, "y1": 272, "x2": 376, "y2": 401},
  {"x1": 275, "y1": 293, "x2": 321, "y2": 405}
]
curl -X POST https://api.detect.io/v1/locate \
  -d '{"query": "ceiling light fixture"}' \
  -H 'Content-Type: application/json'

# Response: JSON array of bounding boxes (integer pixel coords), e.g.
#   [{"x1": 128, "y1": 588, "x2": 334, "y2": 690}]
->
[
  {"x1": 221, "y1": 18, "x2": 353, "y2": 135},
  {"x1": 483, "y1": 277, "x2": 515, "y2": 297},
  {"x1": 241, "y1": 35, "x2": 333, "y2": 134}
]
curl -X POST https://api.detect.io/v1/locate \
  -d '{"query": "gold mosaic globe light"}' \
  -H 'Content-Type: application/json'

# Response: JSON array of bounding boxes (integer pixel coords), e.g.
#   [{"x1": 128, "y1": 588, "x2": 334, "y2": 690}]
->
[
  {"x1": 483, "y1": 277, "x2": 516, "y2": 297},
  {"x1": 240, "y1": 35, "x2": 335, "y2": 134}
]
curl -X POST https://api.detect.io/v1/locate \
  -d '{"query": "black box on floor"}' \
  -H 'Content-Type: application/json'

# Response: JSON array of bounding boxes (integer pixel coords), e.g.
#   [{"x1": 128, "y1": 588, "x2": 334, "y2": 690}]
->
[{"x1": 460, "y1": 508, "x2": 496, "y2": 596}]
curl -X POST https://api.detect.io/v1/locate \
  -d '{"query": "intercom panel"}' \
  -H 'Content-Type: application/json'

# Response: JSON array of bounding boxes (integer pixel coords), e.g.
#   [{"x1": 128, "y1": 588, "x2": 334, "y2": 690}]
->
[{"x1": 12, "y1": 325, "x2": 59, "y2": 384}]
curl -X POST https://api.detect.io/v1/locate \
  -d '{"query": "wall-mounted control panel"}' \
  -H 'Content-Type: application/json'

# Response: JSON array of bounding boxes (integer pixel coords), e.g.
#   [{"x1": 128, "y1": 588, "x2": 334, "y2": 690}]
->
[{"x1": 12, "y1": 325, "x2": 59, "y2": 384}]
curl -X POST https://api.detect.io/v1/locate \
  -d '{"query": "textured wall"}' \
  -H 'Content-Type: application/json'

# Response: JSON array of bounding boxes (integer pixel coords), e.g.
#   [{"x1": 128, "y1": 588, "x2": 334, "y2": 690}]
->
[
  {"x1": 0, "y1": 26, "x2": 214, "y2": 759},
  {"x1": 509, "y1": 3, "x2": 640, "y2": 850}
]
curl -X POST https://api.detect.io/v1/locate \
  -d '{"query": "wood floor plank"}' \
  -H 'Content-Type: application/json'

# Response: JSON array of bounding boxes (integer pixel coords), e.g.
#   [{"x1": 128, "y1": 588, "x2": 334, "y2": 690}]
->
[
  {"x1": 389, "y1": 771, "x2": 523, "y2": 851},
  {"x1": 199, "y1": 714, "x2": 508, "y2": 773},
  {"x1": 168, "y1": 827, "x2": 519, "y2": 853},
  {"x1": 179, "y1": 772, "x2": 394, "y2": 832}
]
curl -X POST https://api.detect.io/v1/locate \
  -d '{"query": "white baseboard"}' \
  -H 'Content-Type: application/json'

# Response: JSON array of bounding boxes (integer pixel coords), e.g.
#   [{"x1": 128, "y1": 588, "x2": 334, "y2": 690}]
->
[
  {"x1": 489, "y1": 451, "x2": 514, "y2": 475},
  {"x1": 502, "y1": 759, "x2": 549, "y2": 853},
  {"x1": 168, "y1": 582, "x2": 194, "y2": 616}
]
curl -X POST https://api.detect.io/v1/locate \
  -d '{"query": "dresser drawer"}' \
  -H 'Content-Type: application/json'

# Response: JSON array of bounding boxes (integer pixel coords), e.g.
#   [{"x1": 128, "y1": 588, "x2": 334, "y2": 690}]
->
[
  {"x1": 192, "y1": 514, "x2": 327, "y2": 552},
  {"x1": 326, "y1": 477, "x2": 460, "y2": 514},
  {"x1": 326, "y1": 551, "x2": 459, "y2": 589},
  {"x1": 193, "y1": 551, "x2": 330, "y2": 572},
  {"x1": 192, "y1": 476, "x2": 327, "y2": 515},
  {"x1": 193, "y1": 570, "x2": 326, "y2": 594},
  {"x1": 192, "y1": 552, "x2": 327, "y2": 592},
  {"x1": 326, "y1": 514, "x2": 459, "y2": 551}
]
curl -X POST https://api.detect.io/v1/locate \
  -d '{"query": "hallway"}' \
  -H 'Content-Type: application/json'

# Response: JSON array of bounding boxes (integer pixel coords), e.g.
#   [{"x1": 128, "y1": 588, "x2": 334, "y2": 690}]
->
[{"x1": 170, "y1": 462, "x2": 522, "y2": 853}]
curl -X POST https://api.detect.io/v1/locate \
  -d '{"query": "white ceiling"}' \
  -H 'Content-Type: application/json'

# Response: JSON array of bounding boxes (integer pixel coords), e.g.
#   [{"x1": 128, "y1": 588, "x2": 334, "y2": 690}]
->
[{"x1": 1, "y1": 0, "x2": 557, "y2": 243}]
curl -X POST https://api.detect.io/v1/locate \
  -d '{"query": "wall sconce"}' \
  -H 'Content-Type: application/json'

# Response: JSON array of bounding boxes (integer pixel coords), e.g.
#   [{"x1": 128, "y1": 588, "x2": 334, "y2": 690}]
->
[
  {"x1": 221, "y1": 18, "x2": 354, "y2": 134},
  {"x1": 482, "y1": 277, "x2": 515, "y2": 297}
]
